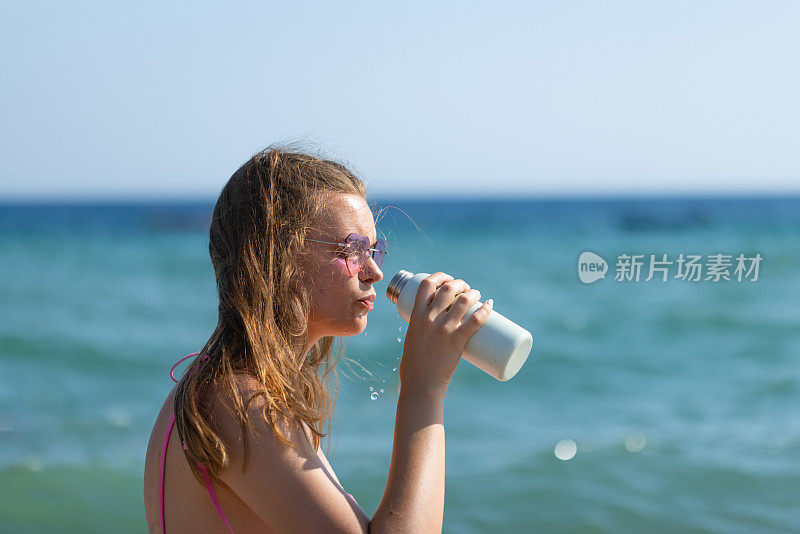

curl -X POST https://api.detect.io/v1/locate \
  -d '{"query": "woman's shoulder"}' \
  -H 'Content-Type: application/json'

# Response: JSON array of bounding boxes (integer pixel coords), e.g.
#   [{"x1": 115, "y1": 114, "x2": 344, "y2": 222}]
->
[
  {"x1": 205, "y1": 374, "x2": 367, "y2": 532},
  {"x1": 209, "y1": 372, "x2": 311, "y2": 455}
]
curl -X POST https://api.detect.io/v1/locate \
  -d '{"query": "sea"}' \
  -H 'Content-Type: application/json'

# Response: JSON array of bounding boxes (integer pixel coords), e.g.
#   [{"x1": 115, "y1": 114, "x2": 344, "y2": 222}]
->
[{"x1": 0, "y1": 196, "x2": 798, "y2": 533}]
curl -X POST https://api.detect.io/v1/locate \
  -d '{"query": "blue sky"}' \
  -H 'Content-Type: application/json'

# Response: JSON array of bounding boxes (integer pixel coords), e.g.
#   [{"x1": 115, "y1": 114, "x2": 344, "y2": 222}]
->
[{"x1": 1, "y1": 1, "x2": 798, "y2": 200}]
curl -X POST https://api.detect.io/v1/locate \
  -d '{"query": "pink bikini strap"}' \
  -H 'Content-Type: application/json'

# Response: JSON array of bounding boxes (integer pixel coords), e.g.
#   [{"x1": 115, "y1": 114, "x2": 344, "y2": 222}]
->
[
  {"x1": 169, "y1": 351, "x2": 201, "y2": 383},
  {"x1": 159, "y1": 353, "x2": 234, "y2": 534},
  {"x1": 199, "y1": 464, "x2": 235, "y2": 533},
  {"x1": 158, "y1": 412, "x2": 175, "y2": 534}
]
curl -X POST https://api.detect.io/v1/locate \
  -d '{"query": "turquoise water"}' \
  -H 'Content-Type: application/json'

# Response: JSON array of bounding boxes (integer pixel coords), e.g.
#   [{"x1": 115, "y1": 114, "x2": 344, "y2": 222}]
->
[{"x1": 1, "y1": 197, "x2": 798, "y2": 533}]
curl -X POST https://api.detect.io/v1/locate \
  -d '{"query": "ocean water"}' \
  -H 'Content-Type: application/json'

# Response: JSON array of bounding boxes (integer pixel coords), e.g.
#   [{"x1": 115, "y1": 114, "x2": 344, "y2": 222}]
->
[{"x1": 1, "y1": 196, "x2": 798, "y2": 533}]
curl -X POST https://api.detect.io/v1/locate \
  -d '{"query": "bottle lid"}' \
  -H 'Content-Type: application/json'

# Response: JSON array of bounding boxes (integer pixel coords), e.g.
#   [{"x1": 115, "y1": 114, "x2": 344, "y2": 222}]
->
[{"x1": 386, "y1": 270, "x2": 414, "y2": 304}]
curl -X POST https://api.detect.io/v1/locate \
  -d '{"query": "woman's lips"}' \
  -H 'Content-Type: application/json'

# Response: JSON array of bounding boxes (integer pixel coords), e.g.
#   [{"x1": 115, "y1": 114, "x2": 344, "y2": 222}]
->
[{"x1": 358, "y1": 298, "x2": 374, "y2": 310}]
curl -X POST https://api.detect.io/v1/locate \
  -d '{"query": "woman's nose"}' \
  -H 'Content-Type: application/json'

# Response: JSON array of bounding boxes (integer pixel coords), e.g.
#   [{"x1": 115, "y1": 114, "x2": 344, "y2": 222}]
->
[{"x1": 360, "y1": 256, "x2": 383, "y2": 283}]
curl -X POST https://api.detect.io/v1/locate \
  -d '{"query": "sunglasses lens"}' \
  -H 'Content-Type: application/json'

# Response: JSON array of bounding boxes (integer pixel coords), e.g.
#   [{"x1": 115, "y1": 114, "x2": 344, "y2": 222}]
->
[
  {"x1": 346, "y1": 257, "x2": 360, "y2": 276},
  {"x1": 373, "y1": 239, "x2": 386, "y2": 268},
  {"x1": 343, "y1": 234, "x2": 386, "y2": 275},
  {"x1": 344, "y1": 234, "x2": 369, "y2": 276}
]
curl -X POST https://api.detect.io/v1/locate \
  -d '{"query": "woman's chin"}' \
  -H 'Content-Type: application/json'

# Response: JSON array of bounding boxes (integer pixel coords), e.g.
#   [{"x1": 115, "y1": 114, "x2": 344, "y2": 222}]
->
[
  {"x1": 333, "y1": 317, "x2": 368, "y2": 338},
  {"x1": 349, "y1": 316, "x2": 369, "y2": 336}
]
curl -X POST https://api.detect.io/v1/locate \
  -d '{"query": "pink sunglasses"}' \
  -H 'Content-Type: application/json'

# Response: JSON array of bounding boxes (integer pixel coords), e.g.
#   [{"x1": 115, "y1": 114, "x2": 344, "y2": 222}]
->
[{"x1": 307, "y1": 232, "x2": 388, "y2": 276}]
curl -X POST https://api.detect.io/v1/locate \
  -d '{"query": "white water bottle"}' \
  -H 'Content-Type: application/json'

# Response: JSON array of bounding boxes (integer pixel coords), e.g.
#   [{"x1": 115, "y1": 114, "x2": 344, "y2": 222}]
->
[{"x1": 386, "y1": 270, "x2": 533, "y2": 381}]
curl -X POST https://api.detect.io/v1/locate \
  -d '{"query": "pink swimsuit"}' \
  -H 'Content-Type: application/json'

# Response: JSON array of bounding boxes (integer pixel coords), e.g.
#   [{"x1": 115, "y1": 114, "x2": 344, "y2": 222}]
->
[{"x1": 158, "y1": 353, "x2": 358, "y2": 533}]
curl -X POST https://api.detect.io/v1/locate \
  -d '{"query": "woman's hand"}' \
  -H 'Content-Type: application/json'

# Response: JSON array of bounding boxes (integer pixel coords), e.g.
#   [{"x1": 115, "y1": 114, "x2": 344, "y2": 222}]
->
[{"x1": 398, "y1": 272, "x2": 493, "y2": 394}]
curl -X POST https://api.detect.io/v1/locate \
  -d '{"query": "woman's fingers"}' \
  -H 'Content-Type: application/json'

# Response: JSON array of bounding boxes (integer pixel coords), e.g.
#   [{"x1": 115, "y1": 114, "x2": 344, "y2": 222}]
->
[
  {"x1": 428, "y1": 279, "x2": 471, "y2": 315},
  {"x1": 412, "y1": 273, "x2": 476, "y2": 320},
  {"x1": 454, "y1": 297, "x2": 493, "y2": 347},
  {"x1": 443, "y1": 288, "x2": 481, "y2": 316},
  {"x1": 412, "y1": 272, "x2": 454, "y2": 316}
]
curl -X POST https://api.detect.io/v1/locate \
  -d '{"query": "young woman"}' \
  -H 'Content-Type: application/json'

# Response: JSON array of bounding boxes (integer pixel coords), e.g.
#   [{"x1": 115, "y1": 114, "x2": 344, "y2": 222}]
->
[{"x1": 143, "y1": 147, "x2": 494, "y2": 533}]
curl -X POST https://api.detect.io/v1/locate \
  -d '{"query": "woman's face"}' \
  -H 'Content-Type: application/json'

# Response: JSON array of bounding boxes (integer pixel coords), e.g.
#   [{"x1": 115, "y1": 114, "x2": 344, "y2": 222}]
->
[{"x1": 303, "y1": 193, "x2": 384, "y2": 342}]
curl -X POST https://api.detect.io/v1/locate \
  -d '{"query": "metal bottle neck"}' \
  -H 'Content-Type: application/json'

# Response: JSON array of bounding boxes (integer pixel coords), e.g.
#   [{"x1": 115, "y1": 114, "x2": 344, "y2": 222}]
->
[{"x1": 386, "y1": 270, "x2": 414, "y2": 304}]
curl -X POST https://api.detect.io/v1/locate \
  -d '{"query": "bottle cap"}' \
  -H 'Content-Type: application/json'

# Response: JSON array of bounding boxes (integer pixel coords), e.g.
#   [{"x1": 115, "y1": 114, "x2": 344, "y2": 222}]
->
[{"x1": 386, "y1": 270, "x2": 414, "y2": 304}]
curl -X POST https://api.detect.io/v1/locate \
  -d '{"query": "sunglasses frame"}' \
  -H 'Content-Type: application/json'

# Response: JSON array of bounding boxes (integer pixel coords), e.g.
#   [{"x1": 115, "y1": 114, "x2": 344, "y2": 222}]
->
[{"x1": 307, "y1": 232, "x2": 388, "y2": 275}]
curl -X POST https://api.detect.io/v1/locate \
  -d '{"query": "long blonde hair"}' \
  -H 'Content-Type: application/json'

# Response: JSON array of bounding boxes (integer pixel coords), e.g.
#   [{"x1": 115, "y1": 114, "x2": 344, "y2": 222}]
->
[{"x1": 173, "y1": 145, "x2": 368, "y2": 484}]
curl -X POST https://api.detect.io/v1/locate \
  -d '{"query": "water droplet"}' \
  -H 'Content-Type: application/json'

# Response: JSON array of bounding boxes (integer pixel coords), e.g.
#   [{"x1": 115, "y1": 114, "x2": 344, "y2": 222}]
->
[
  {"x1": 364, "y1": 332, "x2": 368, "y2": 336},
  {"x1": 398, "y1": 327, "x2": 403, "y2": 332},
  {"x1": 370, "y1": 392, "x2": 379, "y2": 400},
  {"x1": 382, "y1": 379, "x2": 386, "y2": 383},
  {"x1": 625, "y1": 432, "x2": 647, "y2": 453},
  {"x1": 397, "y1": 337, "x2": 403, "y2": 343},
  {"x1": 380, "y1": 389, "x2": 384, "y2": 393},
  {"x1": 369, "y1": 386, "x2": 374, "y2": 391},
  {"x1": 554, "y1": 439, "x2": 577, "y2": 461}
]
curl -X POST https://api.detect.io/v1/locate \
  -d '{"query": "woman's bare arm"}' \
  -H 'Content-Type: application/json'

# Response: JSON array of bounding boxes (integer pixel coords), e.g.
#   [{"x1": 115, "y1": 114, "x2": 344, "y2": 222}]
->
[
  {"x1": 371, "y1": 272, "x2": 492, "y2": 533},
  {"x1": 371, "y1": 383, "x2": 447, "y2": 533}
]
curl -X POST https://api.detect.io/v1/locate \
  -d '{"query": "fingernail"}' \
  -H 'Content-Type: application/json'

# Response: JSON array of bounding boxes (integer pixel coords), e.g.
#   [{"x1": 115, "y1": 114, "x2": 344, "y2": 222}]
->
[{"x1": 486, "y1": 299, "x2": 493, "y2": 307}]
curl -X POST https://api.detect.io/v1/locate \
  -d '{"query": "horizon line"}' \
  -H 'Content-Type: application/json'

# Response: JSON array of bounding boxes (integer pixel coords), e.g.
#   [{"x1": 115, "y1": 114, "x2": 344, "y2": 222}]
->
[{"x1": 1, "y1": 190, "x2": 800, "y2": 205}]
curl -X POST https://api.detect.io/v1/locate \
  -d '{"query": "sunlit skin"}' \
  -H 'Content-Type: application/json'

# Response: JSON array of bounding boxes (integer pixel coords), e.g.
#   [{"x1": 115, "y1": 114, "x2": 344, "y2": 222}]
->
[{"x1": 301, "y1": 193, "x2": 384, "y2": 356}]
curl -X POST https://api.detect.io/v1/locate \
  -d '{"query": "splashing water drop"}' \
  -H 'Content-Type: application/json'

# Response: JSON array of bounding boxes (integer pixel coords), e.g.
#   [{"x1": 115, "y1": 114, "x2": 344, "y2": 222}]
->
[
  {"x1": 398, "y1": 327, "x2": 403, "y2": 331},
  {"x1": 380, "y1": 389, "x2": 384, "y2": 393},
  {"x1": 392, "y1": 367, "x2": 398, "y2": 372},
  {"x1": 369, "y1": 386, "x2": 374, "y2": 392},
  {"x1": 370, "y1": 392, "x2": 379, "y2": 400},
  {"x1": 364, "y1": 332, "x2": 368, "y2": 336},
  {"x1": 397, "y1": 337, "x2": 403, "y2": 343},
  {"x1": 554, "y1": 439, "x2": 577, "y2": 461},
  {"x1": 625, "y1": 432, "x2": 647, "y2": 453}
]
